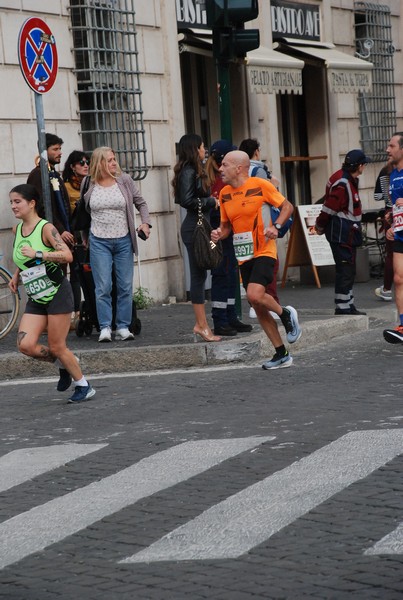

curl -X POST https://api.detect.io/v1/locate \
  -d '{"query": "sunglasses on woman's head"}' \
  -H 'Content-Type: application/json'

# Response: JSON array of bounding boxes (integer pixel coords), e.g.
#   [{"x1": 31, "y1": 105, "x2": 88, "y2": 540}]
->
[{"x1": 78, "y1": 159, "x2": 90, "y2": 166}]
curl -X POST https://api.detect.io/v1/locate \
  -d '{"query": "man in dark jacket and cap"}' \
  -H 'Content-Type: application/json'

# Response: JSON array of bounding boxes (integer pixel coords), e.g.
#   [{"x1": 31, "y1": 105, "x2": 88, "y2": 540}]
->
[{"x1": 315, "y1": 149, "x2": 370, "y2": 315}]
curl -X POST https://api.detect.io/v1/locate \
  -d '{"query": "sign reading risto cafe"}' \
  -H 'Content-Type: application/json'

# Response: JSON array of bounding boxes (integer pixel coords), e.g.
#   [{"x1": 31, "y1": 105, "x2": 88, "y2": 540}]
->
[{"x1": 271, "y1": 0, "x2": 320, "y2": 41}]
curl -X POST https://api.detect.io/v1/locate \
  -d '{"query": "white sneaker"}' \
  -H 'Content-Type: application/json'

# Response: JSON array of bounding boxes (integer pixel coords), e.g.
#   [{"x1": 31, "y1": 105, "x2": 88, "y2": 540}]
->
[
  {"x1": 249, "y1": 307, "x2": 257, "y2": 319},
  {"x1": 375, "y1": 286, "x2": 393, "y2": 301},
  {"x1": 115, "y1": 327, "x2": 134, "y2": 341},
  {"x1": 269, "y1": 311, "x2": 280, "y2": 320},
  {"x1": 98, "y1": 326, "x2": 112, "y2": 342}
]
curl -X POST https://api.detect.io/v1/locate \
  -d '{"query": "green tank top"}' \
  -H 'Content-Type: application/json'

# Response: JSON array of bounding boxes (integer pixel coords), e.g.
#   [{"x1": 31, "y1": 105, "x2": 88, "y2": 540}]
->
[{"x1": 13, "y1": 219, "x2": 64, "y2": 304}]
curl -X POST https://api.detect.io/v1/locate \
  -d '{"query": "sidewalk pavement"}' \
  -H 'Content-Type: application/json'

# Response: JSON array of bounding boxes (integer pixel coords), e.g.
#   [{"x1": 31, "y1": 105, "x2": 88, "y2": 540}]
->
[{"x1": 0, "y1": 277, "x2": 397, "y2": 380}]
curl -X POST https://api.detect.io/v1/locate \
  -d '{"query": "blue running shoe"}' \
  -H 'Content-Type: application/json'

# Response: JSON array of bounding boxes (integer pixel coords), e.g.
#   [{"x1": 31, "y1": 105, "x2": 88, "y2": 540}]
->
[
  {"x1": 68, "y1": 384, "x2": 96, "y2": 404},
  {"x1": 281, "y1": 305, "x2": 302, "y2": 344},
  {"x1": 262, "y1": 351, "x2": 293, "y2": 370}
]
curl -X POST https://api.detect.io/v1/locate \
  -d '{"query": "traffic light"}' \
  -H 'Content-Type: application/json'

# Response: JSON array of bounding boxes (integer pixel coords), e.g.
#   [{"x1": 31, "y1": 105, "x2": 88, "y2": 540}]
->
[{"x1": 206, "y1": 0, "x2": 260, "y2": 60}]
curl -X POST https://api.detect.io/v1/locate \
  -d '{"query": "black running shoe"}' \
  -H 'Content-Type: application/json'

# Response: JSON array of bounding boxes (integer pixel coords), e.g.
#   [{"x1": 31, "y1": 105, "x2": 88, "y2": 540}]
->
[
  {"x1": 280, "y1": 306, "x2": 302, "y2": 343},
  {"x1": 383, "y1": 326, "x2": 403, "y2": 344},
  {"x1": 57, "y1": 368, "x2": 72, "y2": 392}
]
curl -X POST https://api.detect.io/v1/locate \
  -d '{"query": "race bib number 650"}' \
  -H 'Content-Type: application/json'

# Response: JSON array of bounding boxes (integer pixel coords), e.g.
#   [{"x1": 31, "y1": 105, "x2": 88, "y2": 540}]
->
[{"x1": 20, "y1": 264, "x2": 57, "y2": 301}]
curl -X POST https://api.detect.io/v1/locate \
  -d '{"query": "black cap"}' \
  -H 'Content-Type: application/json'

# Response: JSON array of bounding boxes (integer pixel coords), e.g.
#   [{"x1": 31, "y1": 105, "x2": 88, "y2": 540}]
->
[
  {"x1": 209, "y1": 140, "x2": 237, "y2": 163},
  {"x1": 343, "y1": 149, "x2": 370, "y2": 168}
]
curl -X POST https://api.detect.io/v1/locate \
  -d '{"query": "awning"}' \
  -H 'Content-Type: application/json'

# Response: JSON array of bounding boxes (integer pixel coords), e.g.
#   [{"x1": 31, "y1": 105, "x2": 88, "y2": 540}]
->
[
  {"x1": 280, "y1": 42, "x2": 373, "y2": 93},
  {"x1": 245, "y1": 46, "x2": 304, "y2": 95},
  {"x1": 177, "y1": 31, "x2": 212, "y2": 58}
]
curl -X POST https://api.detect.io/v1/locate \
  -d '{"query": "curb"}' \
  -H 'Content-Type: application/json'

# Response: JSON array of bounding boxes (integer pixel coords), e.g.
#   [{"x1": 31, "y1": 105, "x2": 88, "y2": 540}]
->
[{"x1": 0, "y1": 316, "x2": 368, "y2": 380}]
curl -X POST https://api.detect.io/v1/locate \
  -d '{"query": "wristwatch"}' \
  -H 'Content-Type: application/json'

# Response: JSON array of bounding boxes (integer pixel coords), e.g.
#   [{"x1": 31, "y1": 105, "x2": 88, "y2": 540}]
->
[
  {"x1": 274, "y1": 222, "x2": 282, "y2": 231},
  {"x1": 35, "y1": 250, "x2": 43, "y2": 264}
]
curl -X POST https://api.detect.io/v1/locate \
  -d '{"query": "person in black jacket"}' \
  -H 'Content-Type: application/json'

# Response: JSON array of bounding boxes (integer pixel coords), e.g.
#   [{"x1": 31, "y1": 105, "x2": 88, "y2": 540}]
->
[
  {"x1": 27, "y1": 133, "x2": 74, "y2": 249},
  {"x1": 172, "y1": 134, "x2": 221, "y2": 342}
]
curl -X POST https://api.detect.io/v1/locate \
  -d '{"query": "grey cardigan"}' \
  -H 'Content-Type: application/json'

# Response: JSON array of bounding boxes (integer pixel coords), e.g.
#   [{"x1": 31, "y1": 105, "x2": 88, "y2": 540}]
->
[{"x1": 83, "y1": 172, "x2": 151, "y2": 255}]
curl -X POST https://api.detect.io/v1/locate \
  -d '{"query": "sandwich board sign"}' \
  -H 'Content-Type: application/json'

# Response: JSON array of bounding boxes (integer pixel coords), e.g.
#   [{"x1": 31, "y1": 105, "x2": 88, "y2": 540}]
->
[
  {"x1": 281, "y1": 205, "x2": 335, "y2": 288},
  {"x1": 18, "y1": 17, "x2": 58, "y2": 94}
]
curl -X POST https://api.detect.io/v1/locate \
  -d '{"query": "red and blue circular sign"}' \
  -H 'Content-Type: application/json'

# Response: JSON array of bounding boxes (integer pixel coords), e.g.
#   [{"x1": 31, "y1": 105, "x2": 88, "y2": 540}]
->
[{"x1": 18, "y1": 17, "x2": 58, "y2": 94}]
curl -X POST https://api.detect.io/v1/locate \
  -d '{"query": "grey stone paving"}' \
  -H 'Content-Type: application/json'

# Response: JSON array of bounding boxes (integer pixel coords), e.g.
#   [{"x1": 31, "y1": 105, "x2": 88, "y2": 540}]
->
[{"x1": 0, "y1": 279, "x2": 402, "y2": 598}]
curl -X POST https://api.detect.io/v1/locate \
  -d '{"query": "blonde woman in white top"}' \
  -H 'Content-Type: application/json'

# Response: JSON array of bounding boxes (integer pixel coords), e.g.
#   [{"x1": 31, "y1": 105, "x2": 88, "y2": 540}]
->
[{"x1": 84, "y1": 147, "x2": 151, "y2": 342}]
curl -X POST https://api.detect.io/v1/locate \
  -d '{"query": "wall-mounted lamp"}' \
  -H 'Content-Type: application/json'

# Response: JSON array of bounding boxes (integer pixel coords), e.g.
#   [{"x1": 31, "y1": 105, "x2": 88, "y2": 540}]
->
[{"x1": 355, "y1": 38, "x2": 374, "y2": 59}]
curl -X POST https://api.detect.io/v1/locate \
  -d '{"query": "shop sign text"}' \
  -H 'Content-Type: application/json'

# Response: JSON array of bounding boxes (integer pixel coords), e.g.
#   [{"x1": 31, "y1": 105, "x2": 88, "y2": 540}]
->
[
  {"x1": 249, "y1": 66, "x2": 303, "y2": 95},
  {"x1": 271, "y1": 0, "x2": 320, "y2": 41},
  {"x1": 330, "y1": 70, "x2": 372, "y2": 93},
  {"x1": 176, "y1": 0, "x2": 207, "y2": 29}
]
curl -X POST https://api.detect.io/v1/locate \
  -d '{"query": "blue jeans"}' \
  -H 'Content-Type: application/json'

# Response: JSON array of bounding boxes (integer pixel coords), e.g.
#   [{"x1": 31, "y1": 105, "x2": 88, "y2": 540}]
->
[{"x1": 89, "y1": 232, "x2": 134, "y2": 330}]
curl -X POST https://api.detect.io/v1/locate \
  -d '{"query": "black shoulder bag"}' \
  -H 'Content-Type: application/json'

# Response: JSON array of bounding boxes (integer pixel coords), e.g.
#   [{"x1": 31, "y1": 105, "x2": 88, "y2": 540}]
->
[
  {"x1": 192, "y1": 199, "x2": 223, "y2": 270},
  {"x1": 71, "y1": 176, "x2": 91, "y2": 232}
]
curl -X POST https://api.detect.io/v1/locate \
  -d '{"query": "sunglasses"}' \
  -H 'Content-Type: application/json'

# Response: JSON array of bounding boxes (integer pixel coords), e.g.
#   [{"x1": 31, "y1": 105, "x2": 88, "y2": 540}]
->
[{"x1": 78, "y1": 159, "x2": 90, "y2": 166}]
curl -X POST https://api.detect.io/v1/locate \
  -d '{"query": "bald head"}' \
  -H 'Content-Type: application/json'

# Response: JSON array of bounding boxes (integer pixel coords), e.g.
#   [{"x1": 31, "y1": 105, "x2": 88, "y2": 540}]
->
[{"x1": 220, "y1": 150, "x2": 250, "y2": 187}]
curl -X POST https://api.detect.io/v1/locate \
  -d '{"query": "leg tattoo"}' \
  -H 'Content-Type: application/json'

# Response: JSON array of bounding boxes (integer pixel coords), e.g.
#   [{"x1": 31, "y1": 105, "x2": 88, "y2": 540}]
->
[
  {"x1": 37, "y1": 346, "x2": 56, "y2": 363},
  {"x1": 17, "y1": 331, "x2": 27, "y2": 347}
]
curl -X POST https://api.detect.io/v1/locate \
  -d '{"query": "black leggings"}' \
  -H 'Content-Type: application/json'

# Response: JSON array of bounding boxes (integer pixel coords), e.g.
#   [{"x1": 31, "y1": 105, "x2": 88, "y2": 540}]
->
[
  {"x1": 181, "y1": 213, "x2": 207, "y2": 304},
  {"x1": 69, "y1": 255, "x2": 82, "y2": 313}
]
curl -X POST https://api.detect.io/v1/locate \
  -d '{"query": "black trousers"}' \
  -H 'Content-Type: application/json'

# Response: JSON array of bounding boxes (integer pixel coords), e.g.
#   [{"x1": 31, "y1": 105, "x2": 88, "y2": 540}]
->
[{"x1": 330, "y1": 242, "x2": 356, "y2": 310}]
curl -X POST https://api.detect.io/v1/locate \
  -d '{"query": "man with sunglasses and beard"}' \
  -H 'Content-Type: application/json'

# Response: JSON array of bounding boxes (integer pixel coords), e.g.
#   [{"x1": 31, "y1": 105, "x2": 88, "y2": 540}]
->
[{"x1": 27, "y1": 133, "x2": 74, "y2": 250}]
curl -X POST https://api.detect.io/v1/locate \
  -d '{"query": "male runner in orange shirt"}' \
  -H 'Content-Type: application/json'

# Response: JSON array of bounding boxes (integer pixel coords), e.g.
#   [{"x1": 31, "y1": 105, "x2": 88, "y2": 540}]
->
[{"x1": 211, "y1": 150, "x2": 301, "y2": 369}]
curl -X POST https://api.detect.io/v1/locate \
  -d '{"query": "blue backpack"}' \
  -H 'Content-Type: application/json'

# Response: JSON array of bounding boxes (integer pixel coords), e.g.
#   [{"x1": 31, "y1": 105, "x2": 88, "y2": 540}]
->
[
  {"x1": 252, "y1": 166, "x2": 293, "y2": 238},
  {"x1": 251, "y1": 164, "x2": 271, "y2": 179},
  {"x1": 269, "y1": 205, "x2": 293, "y2": 238}
]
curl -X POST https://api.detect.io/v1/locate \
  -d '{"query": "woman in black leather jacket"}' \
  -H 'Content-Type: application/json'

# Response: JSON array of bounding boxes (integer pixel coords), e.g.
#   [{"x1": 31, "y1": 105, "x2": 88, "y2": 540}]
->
[{"x1": 172, "y1": 134, "x2": 221, "y2": 342}]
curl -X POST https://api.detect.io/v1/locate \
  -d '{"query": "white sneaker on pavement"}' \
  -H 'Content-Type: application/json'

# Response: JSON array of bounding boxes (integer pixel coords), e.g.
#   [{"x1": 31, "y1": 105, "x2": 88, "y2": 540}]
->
[
  {"x1": 375, "y1": 286, "x2": 393, "y2": 301},
  {"x1": 115, "y1": 327, "x2": 135, "y2": 341},
  {"x1": 249, "y1": 307, "x2": 257, "y2": 319},
  {"x1": 98, "y1": 326, "x2": 112, "y2": 343}
]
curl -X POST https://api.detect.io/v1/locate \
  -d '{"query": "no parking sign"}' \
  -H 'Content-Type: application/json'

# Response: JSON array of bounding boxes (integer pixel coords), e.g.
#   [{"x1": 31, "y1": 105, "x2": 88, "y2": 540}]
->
[
  {"x1": 17, "y1": 17, "x2": 58, "y2": 222},
  {"x1": 17, "y1": 17, "x2": 58, "y2": 94}
]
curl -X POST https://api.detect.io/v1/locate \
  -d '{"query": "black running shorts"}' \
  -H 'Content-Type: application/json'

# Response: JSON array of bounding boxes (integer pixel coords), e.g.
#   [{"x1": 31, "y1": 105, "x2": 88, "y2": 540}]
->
[
  {"x1": 393, "y1": 239, "x2": 403, "y2": 254},
  {"x1": 25, "y1": 278, "x2": 74, "y2": 316},
  {"x1": 239, "y1": 256, "x2": 276, "y2": 290}
]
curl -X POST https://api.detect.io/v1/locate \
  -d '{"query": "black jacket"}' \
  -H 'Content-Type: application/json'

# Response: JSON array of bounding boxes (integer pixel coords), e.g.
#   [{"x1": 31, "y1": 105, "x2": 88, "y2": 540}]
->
[
  {"x1": 27, "y1": 166, "x2": 71, "y2": 234},
  {"x1": 175, "y1": 165, "x2": 215, "y2": 213}
]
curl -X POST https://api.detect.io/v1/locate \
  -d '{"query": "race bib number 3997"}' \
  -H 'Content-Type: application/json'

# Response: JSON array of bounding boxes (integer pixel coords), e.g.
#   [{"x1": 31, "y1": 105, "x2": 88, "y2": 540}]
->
[{"x1": 233, "y1": 231, "x2": 254, "y2": 262}]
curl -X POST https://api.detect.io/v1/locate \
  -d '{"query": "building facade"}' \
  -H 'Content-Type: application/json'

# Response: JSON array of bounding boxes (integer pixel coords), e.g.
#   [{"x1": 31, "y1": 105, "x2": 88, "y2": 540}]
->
[{"x1": 0, "y1": 0, "x2": 402, "y2": 301}]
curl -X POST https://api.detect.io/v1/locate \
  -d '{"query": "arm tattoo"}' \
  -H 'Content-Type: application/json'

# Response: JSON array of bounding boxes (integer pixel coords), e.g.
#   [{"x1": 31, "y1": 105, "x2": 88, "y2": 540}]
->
[
  {"x1": 47, "y1": 252, "x2": 67, "y2": 263},
  {"x1": 48, "y1": 227, "x2": 69, "y2": 263},
  {"x1": 51, "y1": 227, "x2": 63, "y2": 244}
]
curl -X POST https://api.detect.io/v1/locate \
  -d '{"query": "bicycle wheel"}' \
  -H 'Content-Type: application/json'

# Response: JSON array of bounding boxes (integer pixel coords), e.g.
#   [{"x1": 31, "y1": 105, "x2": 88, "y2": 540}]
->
[{"x1": 0, "y1": 267, "x2": 20, "y2": 340}]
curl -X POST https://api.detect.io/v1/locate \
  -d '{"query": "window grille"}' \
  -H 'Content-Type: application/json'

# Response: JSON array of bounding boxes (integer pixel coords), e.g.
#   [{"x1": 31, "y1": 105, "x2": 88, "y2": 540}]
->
[
  {"x1": 354, "y1": 2, "x2": 396, "y2": 162},
  {"x1": 68, "y1": 0, "x2": 147, "y2": 179}
]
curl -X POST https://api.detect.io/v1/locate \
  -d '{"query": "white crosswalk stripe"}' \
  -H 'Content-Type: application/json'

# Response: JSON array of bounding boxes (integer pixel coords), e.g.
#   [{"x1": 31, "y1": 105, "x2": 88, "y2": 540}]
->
[
  {"x1": 0, "y1": 444, "x2": 107, "y2": 493},
  {"x1": 0, "y1": 436, "x2": 271, "y2": 569},
  {"x1": 0, "y1": 431, "x2": 402, "y2": 570},
  {"x1": 121, "y1": 429, "x2": 403, "y2": 563},
  {"x1": 365, "y1": 522, "x2": 403, "y2": 555}
]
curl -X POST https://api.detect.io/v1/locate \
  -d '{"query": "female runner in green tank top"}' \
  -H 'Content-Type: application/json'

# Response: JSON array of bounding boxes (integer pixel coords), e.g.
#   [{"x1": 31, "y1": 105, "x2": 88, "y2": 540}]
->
[{"x1": 8, "y1": 184, "x2": 95, "y2": 403}]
